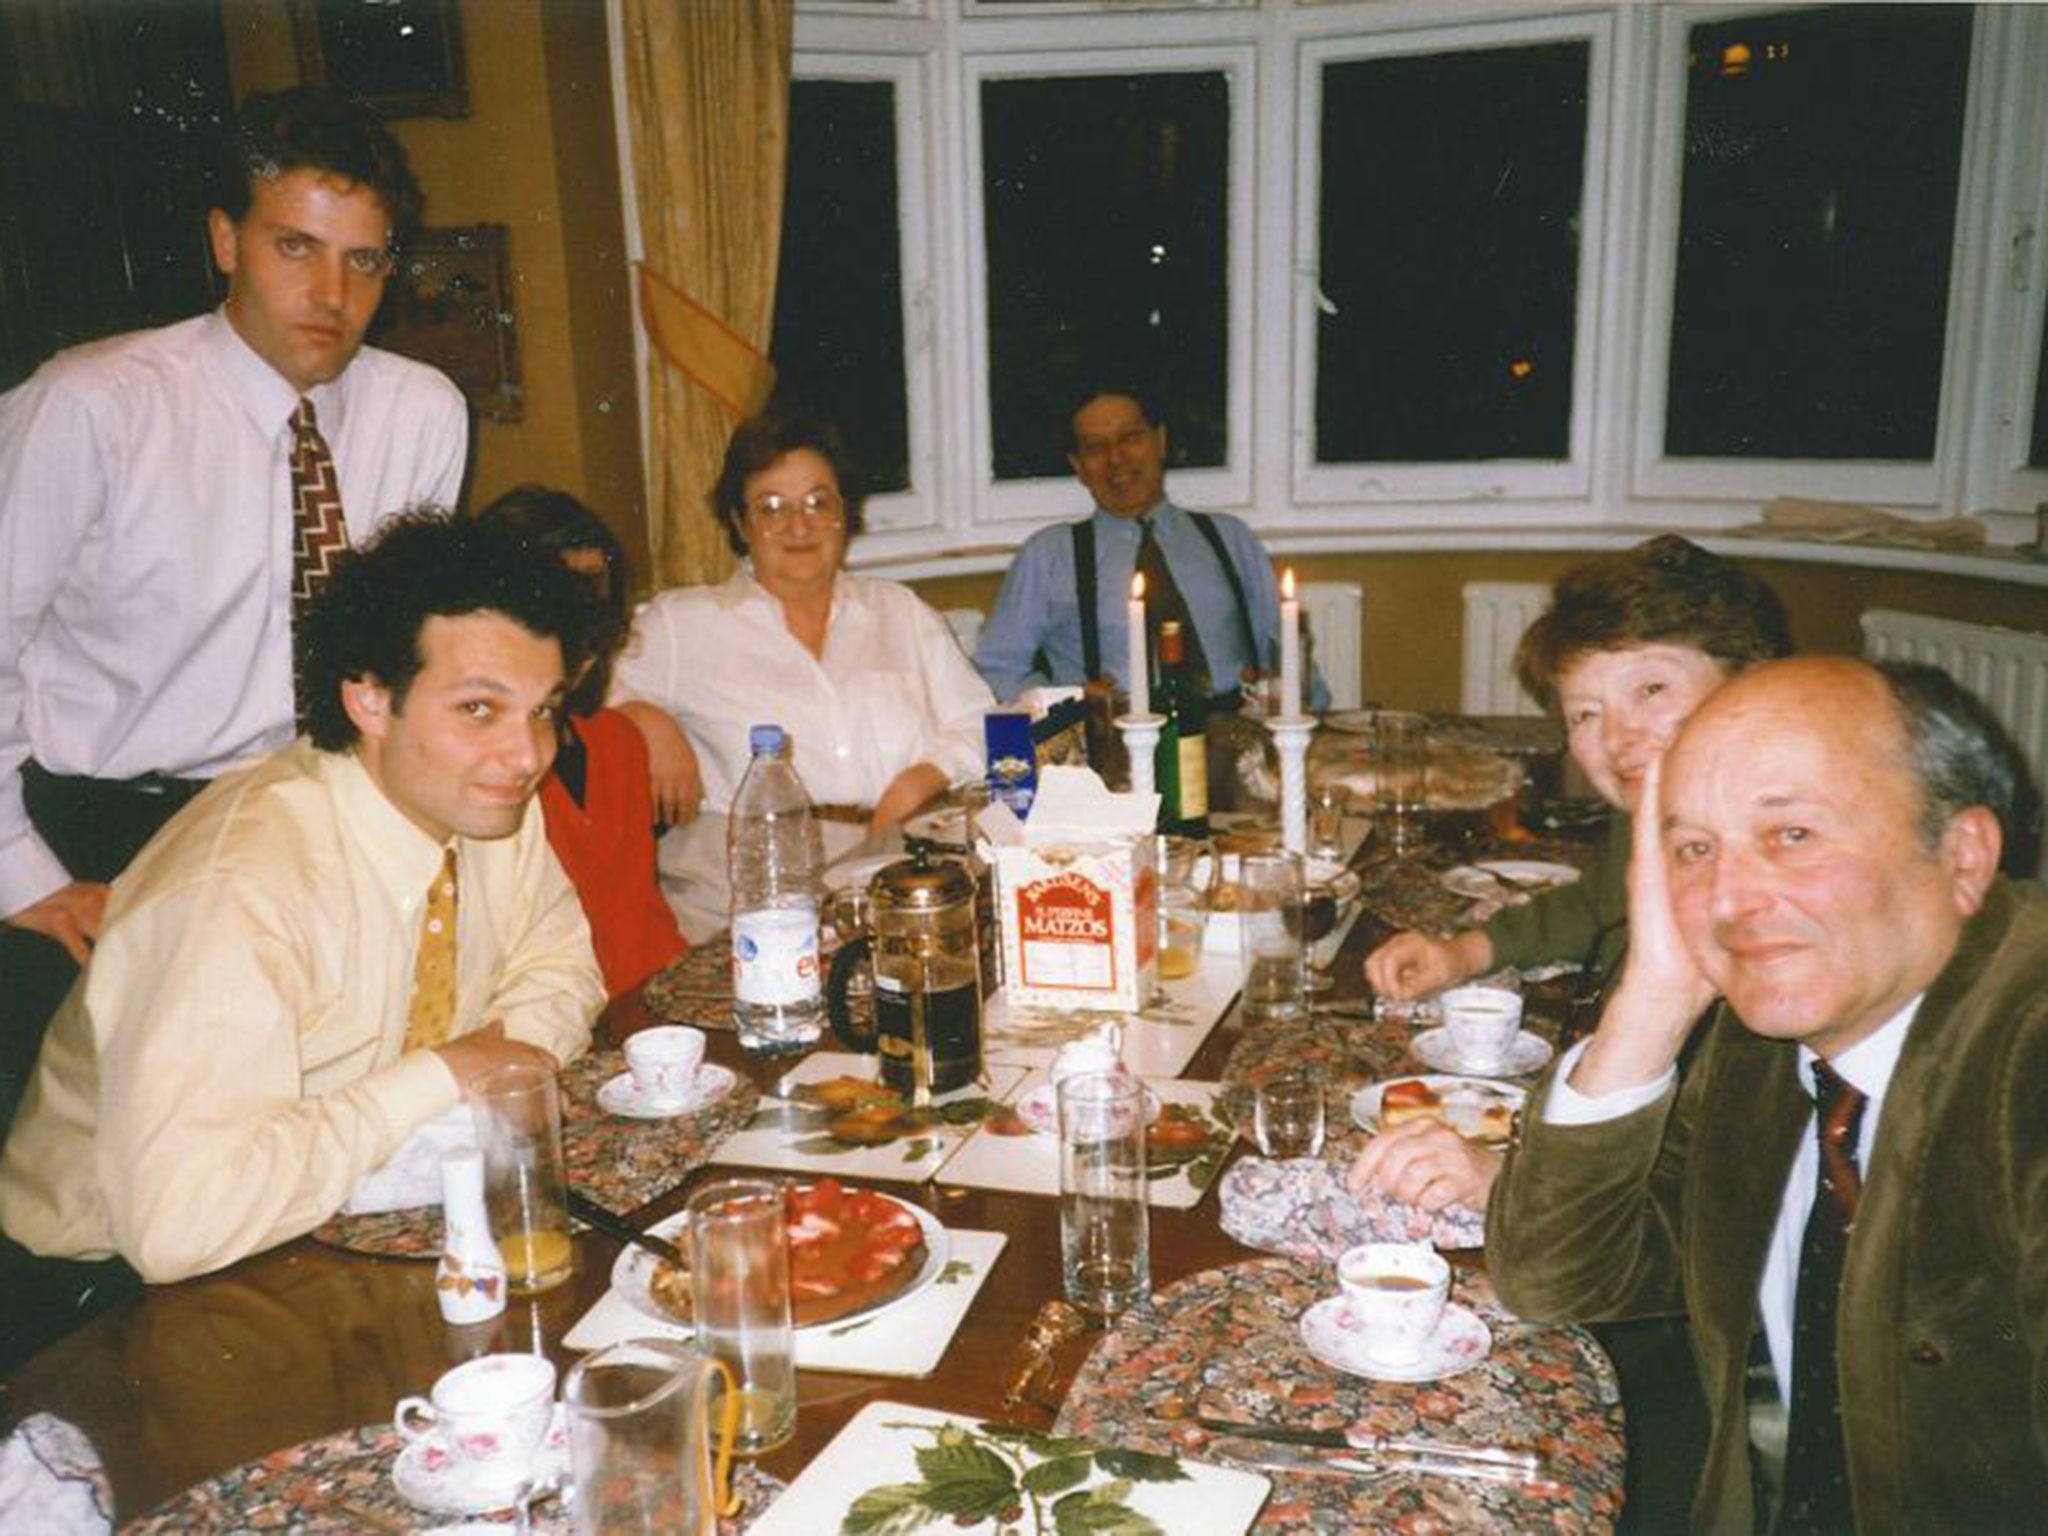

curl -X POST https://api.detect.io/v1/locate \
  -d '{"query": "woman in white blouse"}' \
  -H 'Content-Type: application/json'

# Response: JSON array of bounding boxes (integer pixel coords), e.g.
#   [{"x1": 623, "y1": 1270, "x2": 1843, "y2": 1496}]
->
[{"x1": 613, "y1": 413, "x2": 994, "y2": 940}]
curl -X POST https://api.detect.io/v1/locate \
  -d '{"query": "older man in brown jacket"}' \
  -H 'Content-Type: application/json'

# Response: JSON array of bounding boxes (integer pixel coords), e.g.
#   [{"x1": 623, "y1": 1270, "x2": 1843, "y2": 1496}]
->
[{"x1": 1488, "y1": 656, "x2": 2048, "y2": 1533}]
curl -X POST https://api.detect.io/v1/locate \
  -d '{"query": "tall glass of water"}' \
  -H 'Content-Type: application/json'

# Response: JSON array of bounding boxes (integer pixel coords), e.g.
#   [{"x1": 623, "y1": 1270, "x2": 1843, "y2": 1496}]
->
[
  {"x1": 687, "y1": 1177, "x2": 796, "y2": 1456},
  {"x1": 1237, "y1": 850, "x2": 1306, "y2": 1024},
  {"x1": 1057, "y1": 1071, "x2": 1150, "y2": 1318}
]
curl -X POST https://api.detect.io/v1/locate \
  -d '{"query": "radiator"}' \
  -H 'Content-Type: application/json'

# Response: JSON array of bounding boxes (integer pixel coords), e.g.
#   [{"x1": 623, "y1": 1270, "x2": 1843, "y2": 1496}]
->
[
  {"x1": 1298, "y1": 580, "x2": 1365, "y2": 711},
  {"x1": 1861, "y1": 609, "x2": 2048, "y2": 875},
  {"x1": 1461, "y1": 581, "x2": 1549, "y2": 717}
]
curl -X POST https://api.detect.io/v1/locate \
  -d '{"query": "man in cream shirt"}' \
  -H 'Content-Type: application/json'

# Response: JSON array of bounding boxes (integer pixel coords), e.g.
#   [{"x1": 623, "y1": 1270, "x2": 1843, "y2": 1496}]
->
[{"x1": 0, "y1": 512, "x2": 602, "y2": 1364}]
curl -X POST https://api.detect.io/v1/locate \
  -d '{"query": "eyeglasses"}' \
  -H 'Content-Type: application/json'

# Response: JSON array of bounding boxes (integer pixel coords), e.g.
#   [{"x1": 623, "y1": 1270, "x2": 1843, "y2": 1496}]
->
[{"x1": 745, "y1": 488, "x2": 844, "y2": 532}]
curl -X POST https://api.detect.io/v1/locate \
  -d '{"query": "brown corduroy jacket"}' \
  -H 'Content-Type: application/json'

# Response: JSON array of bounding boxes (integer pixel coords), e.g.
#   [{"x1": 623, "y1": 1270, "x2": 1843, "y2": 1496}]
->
[{"x1": 1488, "y1": 877, "x2": 2048, "y2": 1533}]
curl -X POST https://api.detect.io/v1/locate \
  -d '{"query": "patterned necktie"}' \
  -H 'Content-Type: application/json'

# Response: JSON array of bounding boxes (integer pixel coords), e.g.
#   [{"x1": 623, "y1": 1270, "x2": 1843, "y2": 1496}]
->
[
  {"x1": 1133, "y1": 517, "x2": 1212, "y2": 693},
  {"x1": 289, "y1": 397, "x2": 349, "y2": 732},
  {"x1": 1776, "y1": 1060, "x2": 1867, "y2": 1535},
  {"x1": 403, "y1": 849, "x2": 460, "y2": 1051}
]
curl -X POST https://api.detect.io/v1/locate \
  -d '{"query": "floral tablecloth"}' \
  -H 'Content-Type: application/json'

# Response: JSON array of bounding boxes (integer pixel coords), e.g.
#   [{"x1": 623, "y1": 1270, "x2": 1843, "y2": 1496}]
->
[
  {"x1": 123, "y1": 1423, "x2": 783, "y2": 1533},
  {"x1": 642, "y1": 939, "x2": 737, "y2": 1031},
  {"x1": 1055, "y1": 1258, "x2": 1625, "y2": 1532},
  {"x1": 312, "y1": 1048, "x2": 758, "y2": 1258}
]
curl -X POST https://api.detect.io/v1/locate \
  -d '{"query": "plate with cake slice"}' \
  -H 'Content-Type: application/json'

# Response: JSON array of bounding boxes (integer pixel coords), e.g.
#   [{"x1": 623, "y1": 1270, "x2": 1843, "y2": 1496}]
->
[
  {"x1": 1349, "y1": 1074, "x2": 1526, "y2": 1146},
  {"x1": 613, "y1": 1178, "x2": 949, "y2": 1332}
]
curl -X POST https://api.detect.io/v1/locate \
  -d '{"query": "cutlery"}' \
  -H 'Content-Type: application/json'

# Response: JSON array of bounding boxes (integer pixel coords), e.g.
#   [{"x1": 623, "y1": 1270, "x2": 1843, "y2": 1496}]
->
[
  {"x1": 1195, "y1": 1415, "x2": 1540, "y2": 1473},
  {"x1": 1208, "y1": 1437, "x2": 1559, "y2": 1490},
  {"x1": 566, "y1": 1189, "x2": 684, "y2": 1267}
]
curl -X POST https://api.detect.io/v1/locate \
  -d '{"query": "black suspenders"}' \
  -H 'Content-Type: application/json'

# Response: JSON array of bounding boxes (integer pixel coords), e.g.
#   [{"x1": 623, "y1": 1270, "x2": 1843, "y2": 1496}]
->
[{"x1": 1071, "y1": 512, "x2": 1258, "y2": 682}]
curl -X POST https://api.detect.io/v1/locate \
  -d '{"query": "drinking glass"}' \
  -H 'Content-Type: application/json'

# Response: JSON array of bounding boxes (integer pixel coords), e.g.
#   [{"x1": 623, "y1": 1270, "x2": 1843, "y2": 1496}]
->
[
  {"x1": 471, "y1": 1062, "x2": 574, "y2": 1295},
  {"x1": 1253, "y1": 1073, "x2": 1327, "y2": 1159},
  {"x1": 1373, "y1": 711, "x2": 1428, "y2": 854},
  {"x1": 1236, "y1": 849, "x2": 1306, "y2": 1024},
  {"x1": 1309, "y1": 782, "x2": 1349, "y2": 862},
  {"x1": 687, "y1": 1177, "x2": 796, "y2": 1456},
  {"x1": 564, "y1": 1338, "x2": 738, "y2": 1536},
  {"x1": 1057, "y1": 1071, "x2": 1150, "y2": 1318},
  {"x1": 1153, "y1": 834, "x2": 1213, "y2": 984}
]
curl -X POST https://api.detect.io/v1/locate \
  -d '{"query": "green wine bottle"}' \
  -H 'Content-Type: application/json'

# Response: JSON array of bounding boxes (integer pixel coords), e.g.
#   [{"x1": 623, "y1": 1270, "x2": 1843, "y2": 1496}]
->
[{"x1": 1154, "y1": 620, "x2": 1210, "y2": 836}]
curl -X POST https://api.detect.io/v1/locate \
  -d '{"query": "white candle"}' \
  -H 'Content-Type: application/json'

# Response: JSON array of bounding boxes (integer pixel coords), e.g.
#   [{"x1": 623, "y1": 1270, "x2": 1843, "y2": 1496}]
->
[
  {"x1": 1279, "y1": 566, "x2": 1302, "y2": 717},
  {"x1": 1128, "y1": 573, "x2": 1150, "y2": 716}
]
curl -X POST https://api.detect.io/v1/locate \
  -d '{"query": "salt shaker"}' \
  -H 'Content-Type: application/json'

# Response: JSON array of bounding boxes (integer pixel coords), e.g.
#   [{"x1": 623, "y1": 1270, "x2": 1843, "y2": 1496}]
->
[{"x1": 435, "y1": 1145, "x2": 507, "y2": 1324}]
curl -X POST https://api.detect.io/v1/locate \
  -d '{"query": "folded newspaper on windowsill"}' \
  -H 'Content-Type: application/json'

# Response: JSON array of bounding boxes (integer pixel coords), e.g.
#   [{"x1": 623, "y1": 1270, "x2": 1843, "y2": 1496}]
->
[{"x1": 1727, "y1": 496, "x2": 1985, "y2": 552}]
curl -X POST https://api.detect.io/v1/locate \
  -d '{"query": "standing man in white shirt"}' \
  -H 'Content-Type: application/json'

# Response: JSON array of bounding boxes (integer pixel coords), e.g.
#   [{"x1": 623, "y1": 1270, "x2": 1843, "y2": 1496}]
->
[
  {"x1": 1487, "y1": 657, "x2": 2047, "y2": 1532},
  {"x1": 0, "y1": 86, "x2": 467, "y2": 1127}
]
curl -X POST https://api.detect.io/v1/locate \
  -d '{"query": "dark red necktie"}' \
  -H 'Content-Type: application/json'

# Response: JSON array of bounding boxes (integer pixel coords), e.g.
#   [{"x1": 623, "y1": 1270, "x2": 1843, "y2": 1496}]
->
[
  {"x1": 1777, "y1": 1060, "x2": 1866, "y2": 1535},
  {"x1": 1133, "y1": 517, "x2": 1211, "y2": 693},
  {"x1": 290, "y1": 397, "x2": 349, "y2": 731}
]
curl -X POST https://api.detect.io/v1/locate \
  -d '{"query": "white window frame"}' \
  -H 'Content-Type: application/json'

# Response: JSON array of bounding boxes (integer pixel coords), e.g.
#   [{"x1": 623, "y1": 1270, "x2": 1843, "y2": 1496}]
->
[
  {"x1": 962, "y1": 40, "x2": 1257, "y2": 529},
  {"x1": 1629, "y1": 2, "x2": 2002, "y2": 510},
  {"x1": 1291, "y1": 10, "x2": 1613, "y2": 510},
  {"x1": 785, "y1": 50, "x2": 945, "y2": 560}
]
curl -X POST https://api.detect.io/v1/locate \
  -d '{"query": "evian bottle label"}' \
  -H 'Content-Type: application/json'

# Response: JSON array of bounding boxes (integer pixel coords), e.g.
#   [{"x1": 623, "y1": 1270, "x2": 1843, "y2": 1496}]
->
[{"x1": 731, "y1": 904, "x2": 821, "y2": 1005}]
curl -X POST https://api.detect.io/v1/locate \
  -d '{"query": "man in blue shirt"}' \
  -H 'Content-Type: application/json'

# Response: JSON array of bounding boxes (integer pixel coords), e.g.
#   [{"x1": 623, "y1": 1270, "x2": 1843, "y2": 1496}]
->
[{"x1": 973, "y1": 387, "x2": 1328, "y2": 710}]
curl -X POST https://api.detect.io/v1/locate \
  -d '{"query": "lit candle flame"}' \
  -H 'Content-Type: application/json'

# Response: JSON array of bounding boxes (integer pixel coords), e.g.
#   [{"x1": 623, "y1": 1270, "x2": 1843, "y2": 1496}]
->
[
  {"x1": 1131, "y1": 573, "x2": 1146, "y2": 600},
  {"x1": 1281, "y1": 567, "x2": 1296, "y2": 600}
]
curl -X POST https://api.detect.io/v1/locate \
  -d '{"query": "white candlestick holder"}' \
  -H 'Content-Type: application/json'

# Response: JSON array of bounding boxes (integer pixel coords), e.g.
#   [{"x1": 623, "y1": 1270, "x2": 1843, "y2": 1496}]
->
[
  {"x1": 1116, "y1": 712, "x2": 1164, "y2": 800},
  {"x1": 1267, "y1": 714, "x2": 1315, "y2": 857}
]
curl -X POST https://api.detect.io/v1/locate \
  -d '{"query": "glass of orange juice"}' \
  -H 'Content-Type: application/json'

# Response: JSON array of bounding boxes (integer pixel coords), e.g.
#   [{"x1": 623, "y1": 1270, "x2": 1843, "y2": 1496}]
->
[{"x1": 472, "y1": 1061, "x2": 575, "y2": 1294}]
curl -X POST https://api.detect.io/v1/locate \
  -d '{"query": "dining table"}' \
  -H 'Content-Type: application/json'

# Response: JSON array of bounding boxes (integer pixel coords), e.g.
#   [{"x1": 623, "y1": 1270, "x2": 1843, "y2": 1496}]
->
[{"x1": 0, "y1": 715, "x2": 1631, "y2": 1533}]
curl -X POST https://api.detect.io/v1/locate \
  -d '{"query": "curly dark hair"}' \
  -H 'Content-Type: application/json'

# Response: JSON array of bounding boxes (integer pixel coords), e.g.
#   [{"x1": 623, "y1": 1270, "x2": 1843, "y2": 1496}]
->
[
  {"x1": 709, "y1": 412, "x2": 866, "y2": 558},
  {"x1": 1513, "y1": 536, "x2": 1793, "y2": 711},
  {"x1": 473, "y1": 486, "x2": 630, "y2": 716},
  {"x1": 300, "y1": 509, "x2": 593, "y2": 751},
  {"x1": 216, "y1": 85, "x2": 423, "y2": 248}
]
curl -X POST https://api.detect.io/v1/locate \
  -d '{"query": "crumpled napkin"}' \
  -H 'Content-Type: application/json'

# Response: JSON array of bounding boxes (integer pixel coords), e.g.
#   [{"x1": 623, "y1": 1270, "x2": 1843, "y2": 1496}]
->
[
  {"x1": 0, "y1": 1413, "x2": 112, "y2": 1536},
  {"x1": 1219, "y1": 1155, "x2": 1485, "y2": 1256},
  {"x1": 341, "y1": 1101, "x2": 475, "y2": 1215}
]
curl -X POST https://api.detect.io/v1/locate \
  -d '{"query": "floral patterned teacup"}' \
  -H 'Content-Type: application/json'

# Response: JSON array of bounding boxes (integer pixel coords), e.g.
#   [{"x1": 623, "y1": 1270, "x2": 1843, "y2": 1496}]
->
[{"x1": 395, "y1": 1352, "x2": 557, "y2": 1493}]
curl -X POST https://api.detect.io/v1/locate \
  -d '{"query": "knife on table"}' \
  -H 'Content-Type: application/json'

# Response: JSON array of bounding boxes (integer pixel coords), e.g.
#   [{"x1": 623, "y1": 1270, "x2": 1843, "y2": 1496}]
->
[
  {"x1": 566, "y1": 1189, "x2": 684, "y2": 1267},
  {"x1": 1207, "y1": 1437, "x2": 1561, "y2": 1490},
  {"x1": 1195, "y1": 1416, "x2": 1541, "y2": 1475}
]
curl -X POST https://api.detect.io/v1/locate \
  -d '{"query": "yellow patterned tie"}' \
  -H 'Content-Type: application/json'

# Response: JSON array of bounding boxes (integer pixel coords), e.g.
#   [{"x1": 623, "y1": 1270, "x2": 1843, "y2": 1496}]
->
[{"x1": 404, "y1": 849, "x2": 459, "y2": 1051}]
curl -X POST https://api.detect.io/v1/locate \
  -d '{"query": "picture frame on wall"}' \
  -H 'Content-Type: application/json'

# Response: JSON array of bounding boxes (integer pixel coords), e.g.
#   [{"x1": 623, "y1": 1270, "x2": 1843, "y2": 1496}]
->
[
  {"x1": 377, "y1": 225, "x2": 523, "y2": 423},
  {"x1": 289, "y1": 0, "x2": 468, "y2": 120}
]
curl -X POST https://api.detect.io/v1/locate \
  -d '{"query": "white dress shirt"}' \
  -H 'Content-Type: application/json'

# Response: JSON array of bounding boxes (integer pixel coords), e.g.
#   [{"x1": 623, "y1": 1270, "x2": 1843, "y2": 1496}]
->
[
  {"x1": 611, "y1": 568, "x2": 995, "y2": 941},
  {"x1": 0, "y1": 309, "x2": 468, "y2": 914},
  {"x1": 1544, "y1": 1000, "x2": 1916, "y2": 1396}
]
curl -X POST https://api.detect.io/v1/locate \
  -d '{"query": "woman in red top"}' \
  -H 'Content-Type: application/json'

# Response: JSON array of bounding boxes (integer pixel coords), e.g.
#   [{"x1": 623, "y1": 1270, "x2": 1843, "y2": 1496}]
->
[{"x1": 479, "y1": 487, "x2": 687, "y2": 996}]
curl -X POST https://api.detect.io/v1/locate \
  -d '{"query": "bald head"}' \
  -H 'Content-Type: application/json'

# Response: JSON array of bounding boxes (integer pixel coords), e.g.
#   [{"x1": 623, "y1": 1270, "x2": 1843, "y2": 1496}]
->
[{"x1": 1658, "y1": 656, "x2": 2002, "y2": 1058}]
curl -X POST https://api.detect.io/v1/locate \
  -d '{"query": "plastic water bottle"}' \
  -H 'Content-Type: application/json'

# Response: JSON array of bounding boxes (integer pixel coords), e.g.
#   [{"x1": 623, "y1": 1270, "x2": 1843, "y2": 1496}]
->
[{"x1": 728, "y1": 724, "x2": 826, "y2": 1051}]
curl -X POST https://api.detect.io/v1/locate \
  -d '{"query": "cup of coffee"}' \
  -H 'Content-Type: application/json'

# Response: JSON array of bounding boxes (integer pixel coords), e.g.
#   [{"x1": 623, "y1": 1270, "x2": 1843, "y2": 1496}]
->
[
  {"x1": 1440, "y1": 985, "x2": 1524, "y2": 1071},
  {"x1": 624, "y1": 1025, "x2": 706, "y2": 1106},
  {"x1": 1337, "y1": 1242, "x2": 1451, "y2": 1366},
  {"x1": 395, "y1": 1352, "x2": 557, "y2": 1492}
]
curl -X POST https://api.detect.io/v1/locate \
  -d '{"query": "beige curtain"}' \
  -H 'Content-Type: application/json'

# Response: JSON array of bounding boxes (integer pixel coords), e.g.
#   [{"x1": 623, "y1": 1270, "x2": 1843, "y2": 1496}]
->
[{"x1": 619, "y1": 0, "x2": 791, "y2": 588}]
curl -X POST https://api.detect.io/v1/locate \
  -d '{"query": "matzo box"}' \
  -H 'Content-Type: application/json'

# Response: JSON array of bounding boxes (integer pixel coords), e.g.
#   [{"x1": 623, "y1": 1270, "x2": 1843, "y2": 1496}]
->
[
  {"x1": 982, "y1": 767, "x2": 1161, "y2": 1014},
  {"x1": 995, "y1": 840, "x2": 1157, "y2": 1013}
]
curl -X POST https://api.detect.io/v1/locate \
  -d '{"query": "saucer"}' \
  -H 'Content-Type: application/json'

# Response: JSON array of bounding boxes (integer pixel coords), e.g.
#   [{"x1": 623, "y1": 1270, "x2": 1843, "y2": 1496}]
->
[
  {"x1": 1298, "y1": 1297, "x2": 1492, "y2": 1383},
  {"x1": 596, "y1": 1063, "x2": 739, "y2": 1120},
  {"x1": 392, "y1": 1403, "x2": 569, "y2": 1515},
  {"x1": 1411, "y1": 1027, "x2": 1553, "y2": 1079},
  {"x1": 1013, "y1": 1079, "x2": 1163, "y2": 1136}
]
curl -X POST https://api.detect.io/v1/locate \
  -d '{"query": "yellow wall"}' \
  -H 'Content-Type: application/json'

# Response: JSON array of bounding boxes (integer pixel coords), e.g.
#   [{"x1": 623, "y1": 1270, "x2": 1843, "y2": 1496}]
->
[
  {"x1": 219, "y1": 0, "x2": 648, "y2": 576},
  {"x1": 912, "y1": 548, "x2": 2048, "y2": 711}
]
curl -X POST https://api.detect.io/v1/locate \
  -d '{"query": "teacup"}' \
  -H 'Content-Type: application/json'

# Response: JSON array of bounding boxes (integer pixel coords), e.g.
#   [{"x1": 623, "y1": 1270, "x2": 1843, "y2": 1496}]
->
[
  {"x1": 624, "y1": 1025, "x2": 707, "y2": 1106},
  {"x1": 1337, "y1": 1242, "x2": 1450, "y2": 1365},
  {"x1": 1440, "y1": 985, "x2": 1524, "y2": 1071},
  {"x1": 1050, "y1": 1028, "x2": 1124, "y2": 1089},
  {"x1": 395, "y1": 1352, "x2": 557, "y2": 1491}
]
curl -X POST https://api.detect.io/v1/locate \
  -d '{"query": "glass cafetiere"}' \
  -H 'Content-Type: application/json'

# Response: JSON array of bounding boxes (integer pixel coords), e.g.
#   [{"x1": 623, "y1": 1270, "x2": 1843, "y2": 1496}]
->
[{"x1": 826, "y1": 843, "x2": 983, "y2": 1105}]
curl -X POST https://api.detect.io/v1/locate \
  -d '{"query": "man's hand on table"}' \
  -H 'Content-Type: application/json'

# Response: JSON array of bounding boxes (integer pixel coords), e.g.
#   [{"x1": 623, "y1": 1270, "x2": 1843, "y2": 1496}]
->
[
  {"x1": 1567, "y1": 752, "x2": 1716, "y2": 1098},
  {"x1": 1364, "y1": 928, "x2": 1492, "y2": 1001},
  {"x1": 1348, "y1": 1119, "x2": 1502, "y2": 1212},
  {"x1": 5, "y1": 880, "x2": 110, "y2": 964},
  {"x1": 437, "y1": 1021, "x2": 559, "y2": 1089},
  {"x1": 870, "y1": 762, "x2": 949, "y2": 835},
  {"x1": 618, "y1": 700, "x2": 702, "y2": 827}
]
